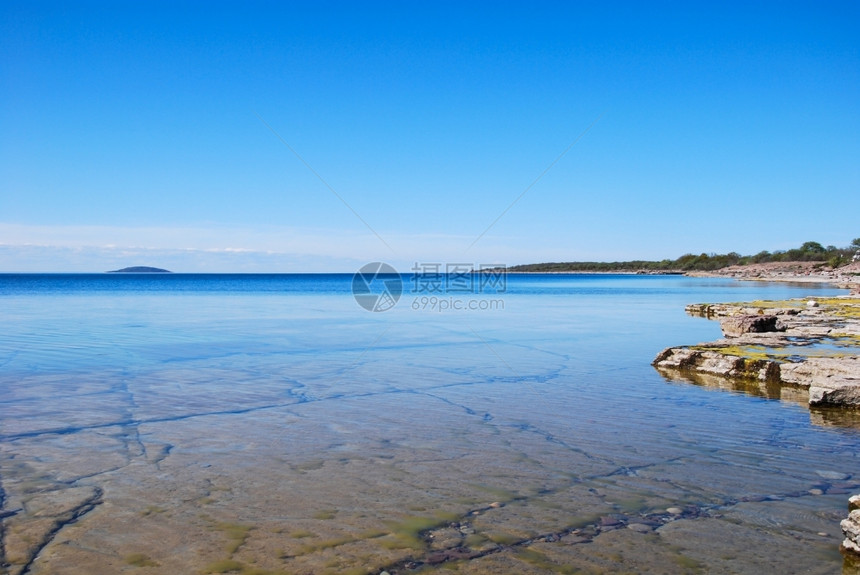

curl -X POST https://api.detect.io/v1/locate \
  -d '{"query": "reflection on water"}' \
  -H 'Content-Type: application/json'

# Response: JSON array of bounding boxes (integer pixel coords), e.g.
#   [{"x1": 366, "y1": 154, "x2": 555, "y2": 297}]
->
[
  {"x1": 657, "y1": 368, "x2": 810, "y2": 407},
  {"x1": 659, "y1": 369, "x2": 860, "y2": 435},
  {"x1": 0, "y1": 274, "x2": 858, "y2": 574},
  {"x1": 810, "y1": 408, "x2": 860, "y2": 430}
]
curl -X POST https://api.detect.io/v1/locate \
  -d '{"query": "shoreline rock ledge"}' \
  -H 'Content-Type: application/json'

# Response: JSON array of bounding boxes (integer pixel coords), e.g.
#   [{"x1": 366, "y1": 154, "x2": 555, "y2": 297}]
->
[
  {"x1": 844, "y1": 496, "x2": 860, "y2": 556},
  {"x1": 653, "y1": 296, "x2": 860, "y2": 408}
]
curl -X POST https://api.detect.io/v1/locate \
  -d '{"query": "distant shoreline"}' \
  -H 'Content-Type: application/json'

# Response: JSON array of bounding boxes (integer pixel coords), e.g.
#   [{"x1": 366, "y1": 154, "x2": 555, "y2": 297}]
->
[
  {"x1": 686, "y1": 261, "x2": 860, "y2": 291},
  {"x1": 504, "y1": 262, "x2": 860, "y2": 291}
]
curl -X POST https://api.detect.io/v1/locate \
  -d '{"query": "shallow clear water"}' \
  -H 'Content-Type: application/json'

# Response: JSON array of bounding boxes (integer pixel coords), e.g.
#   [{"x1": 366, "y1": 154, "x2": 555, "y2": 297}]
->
[{"x1": 0, "y1": 273, "x2": 857, "y2": 574}]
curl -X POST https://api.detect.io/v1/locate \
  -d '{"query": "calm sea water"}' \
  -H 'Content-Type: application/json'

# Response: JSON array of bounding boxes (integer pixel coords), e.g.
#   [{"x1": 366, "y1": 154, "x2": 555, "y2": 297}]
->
[{"x1": 0, "y1": 273, "x2": 857, "y2": 574}]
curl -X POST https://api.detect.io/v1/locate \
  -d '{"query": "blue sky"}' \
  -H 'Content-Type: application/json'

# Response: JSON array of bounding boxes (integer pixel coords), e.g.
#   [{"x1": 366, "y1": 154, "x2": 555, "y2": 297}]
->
[{"x1": 2, "y1": 1, "x2": 858, "y2": 272}]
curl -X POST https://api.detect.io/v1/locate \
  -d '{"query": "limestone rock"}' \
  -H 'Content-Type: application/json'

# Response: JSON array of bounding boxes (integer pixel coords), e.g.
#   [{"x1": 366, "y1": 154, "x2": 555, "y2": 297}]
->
[
  {"x1": 809, "y1": 379, "x2": 860, "y2": 407},
  {"x1": 781, "y1": 357, "x2": 860, "y2": 406},
  {"x1": 843, "y1": 508, "x2": 860, "y2": 555},
  {"x1": 657, "y1": 296, "x2": 860, "y2": 408},
  {"x1": 719, "y1": 315, "x2": 785, "y2": 337},
  {"x1": 653, "y1": 347, "x2": 779, "y2": 382}
]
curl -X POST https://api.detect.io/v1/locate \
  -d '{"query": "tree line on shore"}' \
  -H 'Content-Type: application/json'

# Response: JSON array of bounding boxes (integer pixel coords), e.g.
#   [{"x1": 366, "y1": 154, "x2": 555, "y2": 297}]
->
[{"x1": 508, "y1": 239, "x2": 860, "y2": 273}]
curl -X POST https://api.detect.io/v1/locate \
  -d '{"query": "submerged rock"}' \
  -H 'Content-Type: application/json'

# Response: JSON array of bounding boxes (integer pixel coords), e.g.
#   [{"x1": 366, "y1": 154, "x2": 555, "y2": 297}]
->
[{"x1": 816, "y1": 470, "x2": 851, "y2": 481}]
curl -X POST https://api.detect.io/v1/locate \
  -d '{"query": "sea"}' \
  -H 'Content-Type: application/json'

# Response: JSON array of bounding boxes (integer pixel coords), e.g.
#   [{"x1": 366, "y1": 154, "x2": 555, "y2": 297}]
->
[{"x1": 0, "y1": 272, "x2": 858, "y2": 574}]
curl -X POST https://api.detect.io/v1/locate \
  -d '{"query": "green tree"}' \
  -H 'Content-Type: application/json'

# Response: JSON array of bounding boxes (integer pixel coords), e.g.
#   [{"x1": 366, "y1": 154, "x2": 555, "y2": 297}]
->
[
  {"x1": 800, "y1": 241, "x2": 825, "y2": 254},
  {"x1": 851, "y1": 238, "x2": 860, "y2": 249},
  {"x1": 751, "y1": 250, "x2": 771, "y2": 263}
]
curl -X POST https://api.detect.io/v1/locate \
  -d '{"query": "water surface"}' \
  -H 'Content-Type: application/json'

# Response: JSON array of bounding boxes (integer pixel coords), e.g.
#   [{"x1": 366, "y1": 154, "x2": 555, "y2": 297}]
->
[{"x1": 0, "y1": 274, "x2": 857, "y2": 574}]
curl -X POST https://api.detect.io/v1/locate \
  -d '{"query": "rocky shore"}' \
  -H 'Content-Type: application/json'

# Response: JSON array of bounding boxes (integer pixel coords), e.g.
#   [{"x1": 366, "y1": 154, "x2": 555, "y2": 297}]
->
[
  {"x1": 653, "y1": 295, "x2": 860, "y2": 408},
  {"x1": 687, "y1": 260, "x2": 860, "y2": 290},
  {"x1": 844, "y1": 496, "x2": 860, "y2": 557}
]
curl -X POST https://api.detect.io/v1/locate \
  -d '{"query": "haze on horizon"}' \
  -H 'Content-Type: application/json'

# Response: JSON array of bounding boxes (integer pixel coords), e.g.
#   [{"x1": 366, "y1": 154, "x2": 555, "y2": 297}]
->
[{"x1": 1, "y1": 2, "x2": 858, "y2": 272}]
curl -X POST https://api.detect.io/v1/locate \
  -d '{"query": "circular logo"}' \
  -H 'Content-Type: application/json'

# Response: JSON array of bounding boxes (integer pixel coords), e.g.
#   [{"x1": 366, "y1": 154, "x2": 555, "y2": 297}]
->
[{"x1": 352, "y1": 262, "x2": 402, "y2": 312}]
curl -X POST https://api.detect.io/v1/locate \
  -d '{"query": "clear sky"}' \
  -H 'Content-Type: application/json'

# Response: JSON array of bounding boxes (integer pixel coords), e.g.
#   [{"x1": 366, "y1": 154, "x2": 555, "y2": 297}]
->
[{"x1": 2, "y1": 1, "x2": 858, "y2": 272}]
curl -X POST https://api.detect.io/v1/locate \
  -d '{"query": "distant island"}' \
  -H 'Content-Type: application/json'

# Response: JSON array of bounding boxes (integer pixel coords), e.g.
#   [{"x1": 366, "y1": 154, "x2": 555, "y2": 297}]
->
[{"x1": 107, "y1": 266, "x2": 172, "y2": 273}]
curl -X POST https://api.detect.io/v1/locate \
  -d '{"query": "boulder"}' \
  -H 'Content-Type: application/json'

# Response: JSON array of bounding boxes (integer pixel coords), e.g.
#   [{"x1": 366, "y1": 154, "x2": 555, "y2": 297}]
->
[{"x1": 719, "y1": 315, "x2": 785, "y2": 337}]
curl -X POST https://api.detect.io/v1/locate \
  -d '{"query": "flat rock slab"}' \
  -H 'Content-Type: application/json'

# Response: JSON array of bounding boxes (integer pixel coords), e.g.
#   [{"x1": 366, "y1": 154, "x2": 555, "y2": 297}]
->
[{"x1": 655, "y1": 296, "x2": 860, "y2": 408}]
